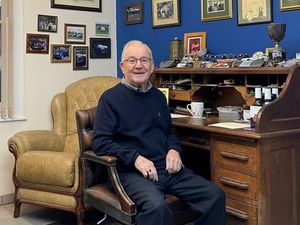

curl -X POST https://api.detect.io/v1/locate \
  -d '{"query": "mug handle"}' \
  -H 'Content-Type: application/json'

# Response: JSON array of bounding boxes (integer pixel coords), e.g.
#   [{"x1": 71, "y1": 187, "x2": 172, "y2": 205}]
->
[{"x1": 186, "y1": 104, "x2": 193, "y2": 116}]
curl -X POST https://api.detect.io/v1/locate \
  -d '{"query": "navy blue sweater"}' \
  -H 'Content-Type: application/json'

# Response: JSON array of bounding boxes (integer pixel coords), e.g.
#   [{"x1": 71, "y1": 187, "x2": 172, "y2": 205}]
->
[{"x1": 92, "y1": 83, "x2": 183, "y2": 171}]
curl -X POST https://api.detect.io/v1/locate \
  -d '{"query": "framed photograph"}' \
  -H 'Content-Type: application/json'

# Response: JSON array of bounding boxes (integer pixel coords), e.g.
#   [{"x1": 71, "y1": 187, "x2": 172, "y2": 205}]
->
[
  {"x1": 26, "y1": 33, "x2": 49, "y2": 54},
  {"x1": 237, "y1": 0, "x2": 272, "y2": 25},
  {"x1": 158, "y1": 88, "x2": 169, "y2": 105},
  {"x1": 280, "y1": 0, "x2": 300, "y2": 11},
  {"x1": 73, "y1": 46, "x2": 89, "y2": 70},
  {"x1": 51, "y1": 0, "x2": 101, "y2": 12},
  {"x1": 95, "y1": 23, "x2": 110, "y2": 36},
  {"x1": 201, "y1": 0, "x2": 233, "y2": 22},
  {"x1": 184, "y1": 32, "x2": 206, "y2": 55},
  {"x1": 64, "y1": 24, "x2": 86, "y2": 44},
  {"x1": 125, "y1": 2, "x2": 144, "y2": 25},
  {"x1": 51, "y1": 44, "x2": 71, "y2": 63},
  {"x1": 90, "y1": 38, "x2": 111, "y2": 59},
  {"x1": 151, "y1": 0, "x2": 180, "y2": 28},
  {"x1": 37, "y1": 14, "x2": 58, "y2": 32}
]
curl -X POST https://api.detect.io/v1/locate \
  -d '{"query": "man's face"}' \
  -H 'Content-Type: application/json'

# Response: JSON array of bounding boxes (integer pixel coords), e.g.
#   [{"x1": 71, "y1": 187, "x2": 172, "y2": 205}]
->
[{"x1": 120, "y1": 43, "x2": 154, "y2": 89}]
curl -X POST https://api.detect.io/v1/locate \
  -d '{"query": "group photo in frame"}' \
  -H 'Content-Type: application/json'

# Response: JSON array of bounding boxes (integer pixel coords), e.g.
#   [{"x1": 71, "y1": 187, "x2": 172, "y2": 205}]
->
[
  {"x1": 95, "y1": 23, "x2": 110, "y2": 36},
  {"x1": 73, "y1": 46, "x2": 89, "y2": 70},
  {"x1": 51, "y1": 0, "x2": 101, "y2": 12},
  {"x1": 125, "y1": 2, "x2": 144, "y2": 25},
  {"x1": 280, "y1": 0, "x2": 300, "y2": 11},
  {"x1": 51, "y1": 44, "x2": 71, "y2": 63},
  {"x1": 184, "y1": 32, "x2": 207, "y2": 55},
  {"x1": 237, "y1": 0, "x2": 272, "y2": 25},
  {"x1": 26, "y1": 33, "x2": 49, "y2": 54},
  {"x1": 37, "y1": 14, "x2": 58, "y2": 33},
  {"x1": 64, "y1": 24, "x2": 86, "y2": 44},
  {"x1": 151, "y1": 0, "x2": 180, "y2": 28},
  {"x1": 201, "y1": 0, "x2": 233, "y2": 22},
  {"x1": 90, "y1": 37, "x2": 111, "y2": 59}
]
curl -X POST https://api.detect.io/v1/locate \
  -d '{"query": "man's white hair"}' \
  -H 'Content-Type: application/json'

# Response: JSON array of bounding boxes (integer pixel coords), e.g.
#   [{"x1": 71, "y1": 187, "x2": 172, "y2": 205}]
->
[{"x1": 121, "y1": 40, "x2": 153, "y2": 62}]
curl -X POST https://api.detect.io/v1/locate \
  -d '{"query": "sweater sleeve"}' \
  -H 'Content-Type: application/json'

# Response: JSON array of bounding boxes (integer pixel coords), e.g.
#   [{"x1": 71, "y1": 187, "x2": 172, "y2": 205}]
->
[
  {"x1": 166, "y1": 115, "x2": 183, "y2": 154},
  {"x1": 92, "y1": 96, "x2": 140, "y2": 166}
]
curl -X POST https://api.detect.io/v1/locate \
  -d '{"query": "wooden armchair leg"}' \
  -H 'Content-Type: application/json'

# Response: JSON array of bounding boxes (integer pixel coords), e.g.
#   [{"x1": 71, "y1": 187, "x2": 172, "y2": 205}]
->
[{"x1": 13, "y1": 199, "x2": 21, "y2": 218}]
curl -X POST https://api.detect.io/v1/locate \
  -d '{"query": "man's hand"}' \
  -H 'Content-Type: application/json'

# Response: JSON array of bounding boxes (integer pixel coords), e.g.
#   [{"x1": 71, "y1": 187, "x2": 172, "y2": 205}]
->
[
  {"x1": 166, "y1": 149, "x2": 183, "y2": 174},
  {"x1": 134, "y1": 155, "x2": 158, "y2": 181}
]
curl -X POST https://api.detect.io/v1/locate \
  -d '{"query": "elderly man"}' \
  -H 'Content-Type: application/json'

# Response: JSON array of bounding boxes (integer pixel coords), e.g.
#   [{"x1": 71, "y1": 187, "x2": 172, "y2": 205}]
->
[{"x1": 92, "y1": 40, "x2": 226, "y2": 225}]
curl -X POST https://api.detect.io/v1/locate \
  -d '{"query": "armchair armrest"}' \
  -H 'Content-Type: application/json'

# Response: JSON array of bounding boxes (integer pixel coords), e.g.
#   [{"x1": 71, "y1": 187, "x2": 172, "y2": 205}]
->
[
  {"x1": 8, "y1": 130, "x2": 65, "y2": 156},
  {"x1": 82, "y1": 150, "x2": 136, "y2": 214}
]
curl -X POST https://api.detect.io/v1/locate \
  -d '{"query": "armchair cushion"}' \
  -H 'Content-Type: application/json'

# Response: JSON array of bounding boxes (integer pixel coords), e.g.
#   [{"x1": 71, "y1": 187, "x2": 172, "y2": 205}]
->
[{"x1": 17, "y1": 151, "x2": 76, "y2": 187}]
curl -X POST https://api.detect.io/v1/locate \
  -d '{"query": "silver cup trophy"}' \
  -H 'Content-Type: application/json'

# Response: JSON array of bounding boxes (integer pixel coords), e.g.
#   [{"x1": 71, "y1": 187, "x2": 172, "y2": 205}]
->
[{"x1": 267, "y1": 23, "x2": 286, "y2": 62}]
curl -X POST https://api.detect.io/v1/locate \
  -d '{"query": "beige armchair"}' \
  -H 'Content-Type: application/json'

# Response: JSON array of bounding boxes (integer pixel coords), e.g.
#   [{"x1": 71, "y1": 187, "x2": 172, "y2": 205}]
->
[{"x1": 8, "y1": 76, "x2": 120, "y2": 225}]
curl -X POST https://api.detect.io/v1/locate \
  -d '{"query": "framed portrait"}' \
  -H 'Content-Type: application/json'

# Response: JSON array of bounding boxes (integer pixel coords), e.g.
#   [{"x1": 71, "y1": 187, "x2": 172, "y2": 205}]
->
[
  {"x1": 37, "y1": 14, "x2": 58, "y2": 32},
  {"x1": 73, "y1": 46, "x2": 89, "y2": 70},
  {"x1": 95, "y1": 23, "x2": 110, "y2": 36},
  {"x1": 64, "y1": 24, "x2": 86, "y2": 44},
  {"x1": 51, "y1": 0, "x2": 101, "y2": 12},
  {"x1": 280, "y1": 0, "x2": 300, "y2": 11},
  {"x1": 237, "y1": 0, "x2": 272, "y2": 25},
  {"x1": 151, "y1": 0, "x2": 180, "y2": 28},
  {"x1": 125, "y1": 2, "x2": 144, "y2": 25},
  {"x1": 90, "y1": 38, "x2": 111, "y2": 59},
  {"x1": 201, "y1": 0, "x2": 233, "y2": 22},
  {"x1": 26, "y1": 33, "x2": 49, "y2": 54},
  {"x1": 50, "y1": 44, "x2": 71, "y2": 63},
  {"x1": 184, "y1": 32, "x2": 206, "y2": 55}
]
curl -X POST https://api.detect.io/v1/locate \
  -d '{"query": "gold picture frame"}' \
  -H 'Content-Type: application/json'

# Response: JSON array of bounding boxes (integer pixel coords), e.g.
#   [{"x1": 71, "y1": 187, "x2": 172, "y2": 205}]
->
[
  {"x1": 237, "y1": 0, "x2": 272, "y2": 25},
  {"x1": 51, "y1": 44, "x2": 72, "y2": 63},
  {"x1": 201, "y1": 0, "x2": 233, "y2": 22},
  {"x1": 280, "y1": 0, "x2": 300, "y2": 11},
  {"x1": 158, "y1": 88, "x2": 169, "y2": 105},
  {"x1": 151, "y1": 0, "x2": 180, "y2": 28},
  {"x1": 184, "y1": 32, "x2": 206, "y2": 55}
]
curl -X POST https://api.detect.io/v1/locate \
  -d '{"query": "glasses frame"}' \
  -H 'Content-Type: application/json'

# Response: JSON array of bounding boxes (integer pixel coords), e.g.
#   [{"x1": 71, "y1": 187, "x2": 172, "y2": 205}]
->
[{"x1": 123, "y1": 57, "x2": 152, "y2": 66}]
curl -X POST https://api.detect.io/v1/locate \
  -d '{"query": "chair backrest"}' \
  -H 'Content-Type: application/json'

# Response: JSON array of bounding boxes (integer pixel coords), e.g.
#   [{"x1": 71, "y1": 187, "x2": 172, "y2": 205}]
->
[{"x1": 51, "y1": 76, "x2": 120, "y2": 154}]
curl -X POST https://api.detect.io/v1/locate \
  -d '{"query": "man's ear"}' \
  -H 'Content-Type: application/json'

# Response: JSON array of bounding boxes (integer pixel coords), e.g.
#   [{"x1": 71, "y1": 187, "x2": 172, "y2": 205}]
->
[{"x1": 119, "y1": 62, "x2": 126, "y2": 73}]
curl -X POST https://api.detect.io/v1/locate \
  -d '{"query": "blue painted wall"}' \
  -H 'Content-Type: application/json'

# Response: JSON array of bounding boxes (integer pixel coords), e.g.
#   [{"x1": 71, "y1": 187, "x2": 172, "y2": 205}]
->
[{"x1": 116, "y1": 0, "x2": 300, "y2": 77}]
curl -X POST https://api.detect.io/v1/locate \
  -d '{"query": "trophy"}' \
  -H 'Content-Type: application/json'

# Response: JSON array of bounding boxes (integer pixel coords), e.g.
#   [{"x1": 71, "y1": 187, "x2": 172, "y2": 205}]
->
[{"x1": 267, "y1": 23, "x2": 286, "y2": 62}]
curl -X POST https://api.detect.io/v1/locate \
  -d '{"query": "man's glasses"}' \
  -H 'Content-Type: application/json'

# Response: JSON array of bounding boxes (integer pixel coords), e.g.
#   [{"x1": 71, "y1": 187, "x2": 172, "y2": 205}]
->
[{"x1": 124, "y1": 57, "x2": 152, "y2": 65}]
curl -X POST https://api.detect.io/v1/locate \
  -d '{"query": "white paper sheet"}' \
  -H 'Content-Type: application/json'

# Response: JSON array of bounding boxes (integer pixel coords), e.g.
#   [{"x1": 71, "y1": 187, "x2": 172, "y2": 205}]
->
[{"x1": 208, "y1": 122, "x2": 250, "y2": 129}]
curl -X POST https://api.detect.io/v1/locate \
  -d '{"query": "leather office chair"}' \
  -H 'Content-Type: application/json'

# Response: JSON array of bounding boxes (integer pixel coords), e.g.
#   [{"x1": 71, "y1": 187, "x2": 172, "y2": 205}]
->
[
  {"x1": 76, "y1": 107, "x2": 197, "y2": 225},
  {"x1": 8, "y1": 76, "x2": 120, "y2": 225}
]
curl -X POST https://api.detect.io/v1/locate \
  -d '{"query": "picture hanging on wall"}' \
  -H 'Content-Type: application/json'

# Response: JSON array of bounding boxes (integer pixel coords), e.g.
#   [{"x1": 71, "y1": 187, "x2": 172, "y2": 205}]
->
[
  {"x1": 37, "y1": 14, "x2": 58, "y2": 32},
  {"x1": 125, "y1": 2, "x2": 144, "y2": 25},
  {"x1": 90, "y1": 37, "x2": 111, "y2": 59},
  {"x1": 73, "y1": 46, "x2": 89, "y2": 70},
  {"x1": 50, "y1": 44, "x2": 72, "y2": 63},
  {"x1": 184, "y1": 32, "x2": 206, "y2": 55},
  {"x1": 64, "y1": 24, "x2": 86, "y2": 44},
  {"x1": 95, "y1": 23, "x2": 110, "y2": 36},
  {"x1": 237, "y1": 0, "x2": 272, "y2": 25},
  {"x1": 201, "y1": 0, "x2": 233, "y2": 22},
  {"x1": 26, "y1": 33, "x2": 49, "y2": 54},
  {"x1": 280, "y1": 0, "x2": 300, "y2": 11},
  {"x1": 51, "y1": 0, "x2": 101, "y2": 12},
  {"x1": 151, "y1": 0, "x2": 180, "y2": 28}
]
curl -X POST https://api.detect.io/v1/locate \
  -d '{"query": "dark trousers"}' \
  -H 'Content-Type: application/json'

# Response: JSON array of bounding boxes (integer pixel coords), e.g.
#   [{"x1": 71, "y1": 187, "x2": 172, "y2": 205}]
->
[{"x1": 118, "y1": 168, "x2": 226, "y2": 225}]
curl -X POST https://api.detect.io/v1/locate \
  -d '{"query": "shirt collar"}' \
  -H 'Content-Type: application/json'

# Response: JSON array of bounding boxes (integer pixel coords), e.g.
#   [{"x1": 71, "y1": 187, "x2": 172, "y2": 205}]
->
[{"x1": 121, "y1": 77, "x2": 152, "y2": 93}]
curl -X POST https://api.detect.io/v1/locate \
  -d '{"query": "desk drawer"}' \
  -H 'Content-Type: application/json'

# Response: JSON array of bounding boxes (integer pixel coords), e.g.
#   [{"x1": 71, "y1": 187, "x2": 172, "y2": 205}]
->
[
  {"x1": 226, "y1": 197, "x2": 257, "y2": 225},
  {"x1": 214, "y1": 140, "x2": 258, "y2": 172},
  {"x1": 176, "y1": 128, "x2": 210, "y2": 151},
  {"x1": 215, "y1": 167, "x2": 258, "y2": 201},
  {"x1": 169, "y1": 90, "x2": 191, "y2": 101}
]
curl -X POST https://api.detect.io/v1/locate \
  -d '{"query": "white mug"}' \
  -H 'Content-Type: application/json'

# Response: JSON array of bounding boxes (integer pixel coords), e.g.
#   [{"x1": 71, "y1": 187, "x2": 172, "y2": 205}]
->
[{"x1": 186, "y1": 102, "x2": 204, "y2": 118}]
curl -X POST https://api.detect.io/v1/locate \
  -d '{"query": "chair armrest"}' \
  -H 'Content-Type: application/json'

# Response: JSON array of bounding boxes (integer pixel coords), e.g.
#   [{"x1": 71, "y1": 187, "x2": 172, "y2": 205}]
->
[
  {"x1": 82, "y1": 150, "x2": 136, "y2": 214},
  {"x1": 8, "y1": 130, "x2": 65, "y2": 156}
]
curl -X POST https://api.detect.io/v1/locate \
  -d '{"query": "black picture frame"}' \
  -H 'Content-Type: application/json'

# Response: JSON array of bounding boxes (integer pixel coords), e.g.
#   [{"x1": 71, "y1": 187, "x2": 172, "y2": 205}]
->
[
  {"x1": 51, "y1": 0, "x2": 101, "y2": 12},
  {"x1": 90, "y1": 38, "x2": 111, "y2": 59},
  {"x1": 37, "y1": 14, "x2": 58, "y2": 33},
  {"x1": 151, "y1": 0, "x2": 180, "y2": 28},
  {"x1": 125, "y1": 2, "x2": 144, "y2": 25},
  {"x1": 73, "y1": 46, "x2": 89, "y2": 70},
  {"x1": 237, "y1": 0, "x2": 272, "y2": 25}
]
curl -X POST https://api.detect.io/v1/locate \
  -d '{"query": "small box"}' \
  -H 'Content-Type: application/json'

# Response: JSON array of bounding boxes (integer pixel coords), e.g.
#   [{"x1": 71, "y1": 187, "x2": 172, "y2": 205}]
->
[{"x1": 217, "y1": 106, "x2": 242, "y2": 120}]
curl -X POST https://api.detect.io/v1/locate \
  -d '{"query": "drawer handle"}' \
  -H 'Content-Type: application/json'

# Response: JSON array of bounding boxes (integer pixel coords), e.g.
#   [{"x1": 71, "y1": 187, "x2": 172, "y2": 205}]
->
[
  {"x1": 221, "y1": 151, "x2": 249, "y2": 161},
  {"x1": 220, "y1": 176, "x2": 249, "y2": 190},
  {"x1": 226, "y1": 206, "x2": 249, "y2": 220}
]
